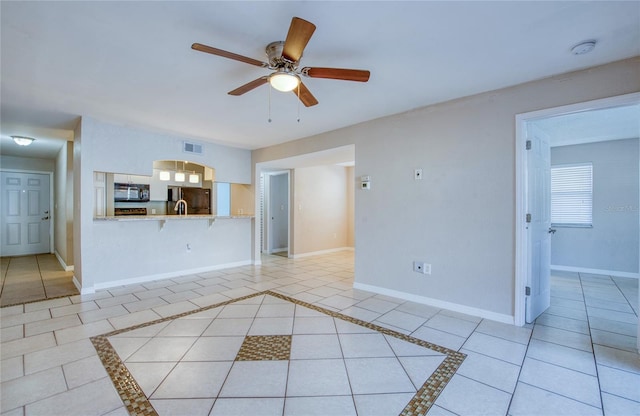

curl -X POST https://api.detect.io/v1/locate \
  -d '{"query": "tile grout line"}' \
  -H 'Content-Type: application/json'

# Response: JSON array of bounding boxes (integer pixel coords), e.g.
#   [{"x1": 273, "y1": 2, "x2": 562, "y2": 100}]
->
[{"x1": 579, "y1": 272, "x2": 606, "y2": 413}]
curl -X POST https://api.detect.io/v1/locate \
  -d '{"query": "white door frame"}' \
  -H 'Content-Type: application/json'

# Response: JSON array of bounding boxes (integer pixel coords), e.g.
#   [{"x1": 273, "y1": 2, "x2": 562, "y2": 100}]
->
[
  {"x1": 255, "y1": 169, "x2": 290, "y2": 261},
  {"x1": 0, "y1": 168, "x2": 54, "y2": 255},
  {"x1": 514, "y1": 92, "x2": 640, "y2": 327}
]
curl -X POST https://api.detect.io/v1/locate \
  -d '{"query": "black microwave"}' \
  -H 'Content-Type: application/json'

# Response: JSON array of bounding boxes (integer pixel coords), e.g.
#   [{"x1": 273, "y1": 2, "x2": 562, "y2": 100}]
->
[{"x1": 114, "y1": 183, "x2": 150, "y2": 202}]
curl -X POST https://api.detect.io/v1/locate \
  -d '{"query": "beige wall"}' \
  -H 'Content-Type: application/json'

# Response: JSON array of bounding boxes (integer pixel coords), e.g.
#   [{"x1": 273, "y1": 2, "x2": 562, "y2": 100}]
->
[
  {"x1": 253, "y1": 57, "x2": 640, "y2": 322},
  {"x1": 230, "y1": 184, "x2": 253, "y2": 216},
  {"x1": 346, "y1": 166, "x2": 355, "y2": 247},
  {"x1": 292, "y1": 165, "x2": 351, "y2": 255},
  {"x1": 54, "y1": 141, "x2": 74, "y2": 269}
]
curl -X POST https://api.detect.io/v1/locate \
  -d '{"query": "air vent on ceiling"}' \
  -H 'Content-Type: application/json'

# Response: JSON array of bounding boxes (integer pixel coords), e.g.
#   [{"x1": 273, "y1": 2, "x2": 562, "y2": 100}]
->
[{"x1": 183, "y1": 141, "x2": 203, "y2": 155}]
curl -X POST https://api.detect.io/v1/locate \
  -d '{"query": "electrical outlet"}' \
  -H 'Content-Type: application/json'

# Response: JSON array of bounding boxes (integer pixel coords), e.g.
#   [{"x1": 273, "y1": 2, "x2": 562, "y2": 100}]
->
[{"x1": 413, "y1": 261, "x2": 431, "y2": 275}]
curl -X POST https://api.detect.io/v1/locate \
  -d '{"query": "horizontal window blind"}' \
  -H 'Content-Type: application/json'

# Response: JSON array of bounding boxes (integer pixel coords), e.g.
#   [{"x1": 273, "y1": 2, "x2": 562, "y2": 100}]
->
[{"x1": 551, "y1": 163, "x2": 593, "y2": 226}]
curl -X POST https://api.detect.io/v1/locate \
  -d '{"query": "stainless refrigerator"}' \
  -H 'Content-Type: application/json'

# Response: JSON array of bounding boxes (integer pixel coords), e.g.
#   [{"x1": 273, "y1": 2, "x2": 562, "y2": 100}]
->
[{"x1": 168, "y1": 187, "x2": 211, "y2": 215}]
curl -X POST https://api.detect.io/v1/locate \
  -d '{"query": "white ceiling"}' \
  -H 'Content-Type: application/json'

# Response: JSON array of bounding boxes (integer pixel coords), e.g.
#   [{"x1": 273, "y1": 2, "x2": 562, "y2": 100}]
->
[{"x1": 1, "y1": 1, "x2": 639, "y2": 160}]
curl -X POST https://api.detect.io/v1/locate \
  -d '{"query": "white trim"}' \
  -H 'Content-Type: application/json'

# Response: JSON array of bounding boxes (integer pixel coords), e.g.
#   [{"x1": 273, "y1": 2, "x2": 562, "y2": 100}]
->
[
  {"x1": 354, "y1": 282, "x2": 514, "y2": 325},
  {"x1": 89, "y1": 260, "x2": 253, "y2": 291},
  {"x1": 269, "y1": 247, "x2": 288, "y2": 254},
  {"x1": 291, "y1": 247, "x2": 354, "y2": 259},
  {"x1": 54, "y1": 250, "x2": 74, "y2": 272},
  {"x1": 73, "y1": 275, "x2": 92, "y2": 294},
  {"x1": 552, "y1": 265, "x2": 639, "y2": 279},
  {"x1": 515, "y1": 92, "x2": 640, "y2": 327}
]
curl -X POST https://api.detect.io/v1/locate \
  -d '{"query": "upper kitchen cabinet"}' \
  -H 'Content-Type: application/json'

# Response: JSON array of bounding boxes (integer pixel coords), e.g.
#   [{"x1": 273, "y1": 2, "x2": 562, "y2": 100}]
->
[{"x1": 113, "y1": 173, "x2": 151, "y2": 185}]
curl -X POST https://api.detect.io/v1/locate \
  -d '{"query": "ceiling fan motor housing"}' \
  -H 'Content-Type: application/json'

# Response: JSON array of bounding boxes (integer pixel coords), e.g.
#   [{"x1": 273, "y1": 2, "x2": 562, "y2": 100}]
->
[{"x1": 266, "y1": 41, "x2": 299, "y2": 70}]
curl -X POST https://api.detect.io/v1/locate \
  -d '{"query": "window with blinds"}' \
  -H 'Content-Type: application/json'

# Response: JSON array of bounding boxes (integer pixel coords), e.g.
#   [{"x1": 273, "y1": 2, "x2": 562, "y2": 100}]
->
[{"x1": 550, "y1": 163, "x2": 593, "y2": 226}]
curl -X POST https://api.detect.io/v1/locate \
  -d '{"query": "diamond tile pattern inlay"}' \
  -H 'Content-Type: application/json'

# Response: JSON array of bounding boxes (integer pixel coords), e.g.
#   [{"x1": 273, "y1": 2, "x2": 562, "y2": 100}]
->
[{"x1": 92, "y1": 291, "x2": 465, "y2": 416}]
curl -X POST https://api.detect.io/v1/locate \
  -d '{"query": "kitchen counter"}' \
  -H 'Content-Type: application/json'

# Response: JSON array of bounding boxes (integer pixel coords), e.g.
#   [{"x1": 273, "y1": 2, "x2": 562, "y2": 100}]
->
[
  {"x1": 94, "y1": 214, "x2": 253, "y2": 230},
  {"x1": 94, "y1": 214, "x2": 253, "y2": 221}
]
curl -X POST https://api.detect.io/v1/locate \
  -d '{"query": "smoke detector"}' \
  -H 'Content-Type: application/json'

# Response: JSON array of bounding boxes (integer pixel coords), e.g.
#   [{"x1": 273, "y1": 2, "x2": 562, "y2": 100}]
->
[{"x1": 571, "y1": 40, "x2": 596, "y2": 55}]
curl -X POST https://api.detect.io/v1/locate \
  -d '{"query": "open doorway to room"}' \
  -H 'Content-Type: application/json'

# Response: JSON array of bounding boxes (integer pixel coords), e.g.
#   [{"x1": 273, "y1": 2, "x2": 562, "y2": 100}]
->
[
  {"x1": 515, "y1": 92, "x2": 639, "y2": 350},
  {"x1": 261, "y1": 171, "x2": 290, "y2": 257},
  {"x1": 254, "y1": 145, "x2": 355, "y2": 263}
]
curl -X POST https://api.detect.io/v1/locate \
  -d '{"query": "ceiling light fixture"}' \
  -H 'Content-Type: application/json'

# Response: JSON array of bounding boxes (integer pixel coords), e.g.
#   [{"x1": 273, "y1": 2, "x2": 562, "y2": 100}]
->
[
  {"x1": 571, "y1": 40, "x2": 596, "y2": 55},
  {"x1": 11, "y1": 136, "x2": 35, "y2": 146},
  {"x1": 269, "y1": 71, "x2": 300, "y2": 92}
]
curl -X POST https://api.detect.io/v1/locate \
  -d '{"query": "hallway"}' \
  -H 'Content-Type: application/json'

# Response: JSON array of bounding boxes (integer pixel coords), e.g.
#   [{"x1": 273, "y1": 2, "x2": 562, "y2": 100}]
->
[{"x1": 0, "y1": 255, "x2": 77, "y2": 307}]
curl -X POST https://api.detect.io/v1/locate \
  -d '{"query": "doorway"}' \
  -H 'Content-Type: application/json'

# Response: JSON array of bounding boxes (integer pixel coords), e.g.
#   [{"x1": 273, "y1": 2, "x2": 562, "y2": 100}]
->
[
  {"x1": 0, "y1": 171, "x2": 52, "y2": 256},
  {"x1": 264, "y1": 172, "x2": 289, "y2": 257},
  {"x1": 515, "y1": 92, "x2": 640, "y2": 327},
  {"x1": 253, "y1": 145, "x2": 356, "y2": 265}
]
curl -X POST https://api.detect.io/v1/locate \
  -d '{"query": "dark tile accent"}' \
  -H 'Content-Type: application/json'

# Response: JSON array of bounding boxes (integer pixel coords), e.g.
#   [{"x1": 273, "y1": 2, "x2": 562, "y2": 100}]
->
[{"x1": 236, "y1": 335, "x2": 292, "y2": 361}]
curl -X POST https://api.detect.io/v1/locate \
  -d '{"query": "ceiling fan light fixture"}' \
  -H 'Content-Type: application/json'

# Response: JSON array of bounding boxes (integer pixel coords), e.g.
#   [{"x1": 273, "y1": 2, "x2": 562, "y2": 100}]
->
[
  {"x1": 11, "y1": 136, "x2": 35, "y2": 146},
  {"x1": 269, "y1": 72, "x2": 300, "y2": 92}
]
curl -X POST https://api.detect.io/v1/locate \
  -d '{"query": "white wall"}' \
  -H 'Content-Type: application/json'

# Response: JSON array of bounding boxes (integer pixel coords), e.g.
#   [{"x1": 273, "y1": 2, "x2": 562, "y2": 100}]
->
[
  {"x1": 551, "y1": 138, "x2": 639, "y2": 275},
  {"x1": 292, "y1": 165, "x2": 350, "y2": 255},
  {"x1": 75, "y1": 116, "x2": 253, "y2": 291},
  {"x1": 253, "y1": 57, "x2": 640, "y2": 321},
  {"x1": 0, "y1": 155, "x2": 54, "y2": 172}
]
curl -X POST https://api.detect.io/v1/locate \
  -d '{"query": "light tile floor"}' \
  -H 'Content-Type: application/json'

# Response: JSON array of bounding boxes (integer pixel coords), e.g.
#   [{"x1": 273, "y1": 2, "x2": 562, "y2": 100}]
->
[
  {"x1": 0, "y1": 251, "x2": 638, "y2": 415},
  {"x1": 0, "y1": 255, "x2": 77, "y2": 306}
]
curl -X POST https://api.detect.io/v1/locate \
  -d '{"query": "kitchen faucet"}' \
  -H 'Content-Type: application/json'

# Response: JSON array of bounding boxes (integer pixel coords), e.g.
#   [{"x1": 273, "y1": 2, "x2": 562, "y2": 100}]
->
[{"x1": 174, "y1": 199, "x2": 188, "y2": 216}]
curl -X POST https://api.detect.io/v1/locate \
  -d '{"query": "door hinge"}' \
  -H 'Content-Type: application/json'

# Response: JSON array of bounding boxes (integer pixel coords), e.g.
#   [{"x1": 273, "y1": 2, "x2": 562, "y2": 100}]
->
[
  {"x1": 525, "y1": 286, "x2": 531, "y2": 296},
  {"x1": 526, "y1": 213, "x2": 532, "y2": 223},
  {"x1": 526, "y1": 140, "x2": 531, "y2": 150}
]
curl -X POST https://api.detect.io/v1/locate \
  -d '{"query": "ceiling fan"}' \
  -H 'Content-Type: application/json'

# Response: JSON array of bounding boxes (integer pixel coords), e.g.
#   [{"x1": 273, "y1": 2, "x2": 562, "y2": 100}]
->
[{"x1": 191, "y1": 17, "x2": 370, "y2": 107}]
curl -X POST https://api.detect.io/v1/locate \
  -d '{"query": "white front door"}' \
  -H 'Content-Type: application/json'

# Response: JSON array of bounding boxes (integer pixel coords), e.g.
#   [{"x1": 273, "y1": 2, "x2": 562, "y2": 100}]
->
[
  {"x1": 0, "y1": 171, "x2": 51, "y2": 256},
  {"x1": 525, "y1": 125, "x2": 552, "y2": 323}
]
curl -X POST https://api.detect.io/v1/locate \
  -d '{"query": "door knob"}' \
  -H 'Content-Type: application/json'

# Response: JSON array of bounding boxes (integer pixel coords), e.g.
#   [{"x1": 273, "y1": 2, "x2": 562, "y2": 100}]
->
[
  {"x1": 548, "y1": 228, "x2": 556, "y2": 234},
  {"x1": 42, "y1": 216, "x2": 50, "y2": 220}
]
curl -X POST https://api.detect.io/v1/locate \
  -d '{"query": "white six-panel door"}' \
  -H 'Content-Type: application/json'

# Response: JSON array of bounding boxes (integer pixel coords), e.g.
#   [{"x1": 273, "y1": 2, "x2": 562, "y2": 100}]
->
[
  {"x1": 0, "y1": 171, "x2": 51, "y2": 256},
  {"x1": 525, "y1": 126, "x2": 552, "y2": 323}
]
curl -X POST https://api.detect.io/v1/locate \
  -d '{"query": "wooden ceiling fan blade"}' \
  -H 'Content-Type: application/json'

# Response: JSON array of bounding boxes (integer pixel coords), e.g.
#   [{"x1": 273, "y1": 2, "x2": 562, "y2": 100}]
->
[
  {"x1": 293, "y1": 82, "x2": 318, "y2": 107},
  {"x1": 282, "y1": 17, "x2": 316, "y2": 63},
  {"x1": 192, "y1": 43, "x2": 267, "y2": 67},
  {"x1": 228, "y1": 77, "x2": 269, "y2": 96},
  {"x1": 302, "y1": 67, "x2": 370, "y2": 82}
]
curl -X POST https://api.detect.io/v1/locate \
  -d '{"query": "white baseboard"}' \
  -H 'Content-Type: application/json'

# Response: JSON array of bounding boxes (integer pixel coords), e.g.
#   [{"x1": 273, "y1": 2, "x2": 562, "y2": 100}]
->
[
  {"x1": 73, "y1": 275, "x2": 94, "y2": 294},
  {"x1": 269, "y1": 247, "x2": 288, "y2": 254},
  {"x1": 54, "y1": 251, "x2": 74, "y2": 272},
  {"x1": 551, "y1": 265, "x2": 639, "y2": 279},
  {"x1": 291, "y1": 247, "x2": 354, "y2": 259},
  {"x1": 353, "y1": 282, "x2": 514, "y2": 325},
  {"x1": 88, "y1": 260, "x2": 253, "y2": 291}
]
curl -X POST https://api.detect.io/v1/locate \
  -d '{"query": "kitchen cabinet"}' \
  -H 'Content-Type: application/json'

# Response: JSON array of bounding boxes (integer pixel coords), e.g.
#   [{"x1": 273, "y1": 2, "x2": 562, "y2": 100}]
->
[
  {"x1": 113, "y1": 173, "x2": 151, "y2": 185},
  {"x1": 149, "y1": 171, "x2": 168, "y2": 201}
]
